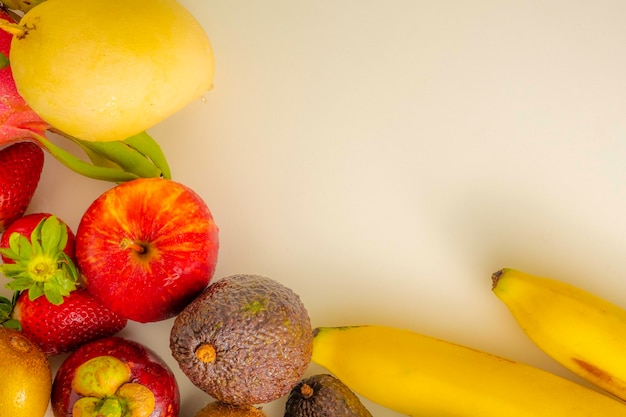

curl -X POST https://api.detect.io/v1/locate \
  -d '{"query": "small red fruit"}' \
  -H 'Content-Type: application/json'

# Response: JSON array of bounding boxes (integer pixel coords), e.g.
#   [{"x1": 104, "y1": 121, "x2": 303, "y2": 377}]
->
[
  {"x1": 1, "y1": 212, "x2": 75, "y2": 264},
  {"x1": 51, "y1": 336, "x2": 180, "y2": 417},
  {"x1": 12, "y1": 287, "x2": 128, "y2": 356},
  {"x1": 76, "y1": 177, "x2": 219, "y2": 323},
  {"x1": 0, "y1": 142, "x2": 45, "y2": 232},
  {"x1": 0, "y1": 214, "x2": 78, "y2": 304},
  {"x1": 0, "y1": 214, "x2": 125, "y2": 355}
]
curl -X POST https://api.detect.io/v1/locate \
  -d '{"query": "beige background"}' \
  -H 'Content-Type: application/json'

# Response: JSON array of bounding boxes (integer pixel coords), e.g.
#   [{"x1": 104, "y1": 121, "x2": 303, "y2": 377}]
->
[{"x1": 5, "y1": 1, "x2": 626, "y2": 415}]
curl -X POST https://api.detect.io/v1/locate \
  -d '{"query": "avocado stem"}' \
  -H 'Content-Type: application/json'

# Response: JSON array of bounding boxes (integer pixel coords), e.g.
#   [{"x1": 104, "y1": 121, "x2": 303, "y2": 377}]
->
[
  {"x1": 195, "y1": 343, "x2": 216, "y2": 363},
  {"x1": 300, "y1": 383, "x2": 314, "y2": 399}
]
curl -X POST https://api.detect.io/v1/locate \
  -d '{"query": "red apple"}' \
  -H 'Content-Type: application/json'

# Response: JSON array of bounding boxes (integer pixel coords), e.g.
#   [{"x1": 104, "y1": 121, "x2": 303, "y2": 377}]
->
[
  {"x1": 51, "y1": 336, "x2": 179, "y2": 417},
  {"x1": 75, "y1": 177, "x2": 219, "y2": 323}
]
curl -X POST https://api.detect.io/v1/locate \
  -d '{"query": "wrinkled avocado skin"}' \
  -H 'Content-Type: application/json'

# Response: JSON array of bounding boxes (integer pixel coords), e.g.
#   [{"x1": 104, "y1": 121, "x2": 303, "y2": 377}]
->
[
  {"x1": 170, "y1": 274, "x2": 313, "y2": 405},
  {"x1": 284, "y1": 374, "x2": 373, "y2": 417}
]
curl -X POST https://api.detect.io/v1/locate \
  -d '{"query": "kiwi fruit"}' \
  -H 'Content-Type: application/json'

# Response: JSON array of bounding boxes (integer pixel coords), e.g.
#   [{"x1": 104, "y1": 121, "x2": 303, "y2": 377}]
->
[
  {"x1": 0, "y1": 327, "x2": 52, "y2": 417},
  {"x1": 170, "y1": 274, "x2": 313, "y2": 405},
  {"x1": 284, "y1": 374, "x2": 373, "y2": 417},
  {"x1": 194, "y1": 401, "x2": 266, "y2": 417}
]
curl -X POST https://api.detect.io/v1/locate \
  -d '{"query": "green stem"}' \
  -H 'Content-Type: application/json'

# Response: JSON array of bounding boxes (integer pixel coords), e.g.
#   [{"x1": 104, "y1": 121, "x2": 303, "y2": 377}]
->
[
  {"x1": 123, "y1": 131, "x2": 172, "y2": 180},
  {"x1": 34, "y1": 133, "x2": 141, "y2": 182},
  {"x1": 47, "y1": 129, "x2": 172, "y2": 182},
  {"x1": 68, "y1": 138, "x2": 163, "y2": 179}
]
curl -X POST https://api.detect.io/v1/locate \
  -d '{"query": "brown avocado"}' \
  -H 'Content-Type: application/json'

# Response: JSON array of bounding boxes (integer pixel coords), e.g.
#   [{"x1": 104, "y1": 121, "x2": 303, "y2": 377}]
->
[
  {"x1": 169, "y1": 274, "x2": 313, "y2": 405},
  {"x1": 284, "y1": 374, "x2": 373, "y2": 417}
]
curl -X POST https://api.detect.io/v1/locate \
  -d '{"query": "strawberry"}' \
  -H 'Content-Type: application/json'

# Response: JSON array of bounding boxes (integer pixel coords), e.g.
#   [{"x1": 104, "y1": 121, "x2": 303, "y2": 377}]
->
[
  {"x1": 1, "y1": 212, "x2": 75, "y2": 264},
  {"x1": 0, "y1": 214, "x2": 77, "y2": 303},
  {"x1": 0, "y1": 214, "x2": 127, "y2": 355},
  {"x1": 11, "y1": 287, "x2": 128, "y2": 356},
  {"x1": 0, "y1": 141, "x2": 45, "y2": 232}
]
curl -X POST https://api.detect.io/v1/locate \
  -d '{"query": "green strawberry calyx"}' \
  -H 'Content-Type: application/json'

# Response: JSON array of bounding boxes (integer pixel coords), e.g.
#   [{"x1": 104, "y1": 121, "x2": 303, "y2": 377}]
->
[
  {"x1": 0, "y1": 215, "x2": 79, "y2": 305},
  {"x1": 0, "y1": 294, "x2": 20, "y2": 329}
]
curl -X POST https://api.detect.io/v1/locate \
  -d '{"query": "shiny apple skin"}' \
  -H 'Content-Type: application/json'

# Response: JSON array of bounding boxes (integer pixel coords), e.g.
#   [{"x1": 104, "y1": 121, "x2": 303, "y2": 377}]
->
[
  {"x1": 51, "y1": 336, "x2": 179, "y2": 417},
  {"x1": 75, "y1": 178, "x2": 219, "y2": 323}
]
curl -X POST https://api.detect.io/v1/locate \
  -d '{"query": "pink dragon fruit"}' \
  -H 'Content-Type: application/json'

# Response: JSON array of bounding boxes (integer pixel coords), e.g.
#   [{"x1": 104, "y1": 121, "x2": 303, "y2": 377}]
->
[{"x1": 0, "y1": 9, "x2": 50, "y2": 148}]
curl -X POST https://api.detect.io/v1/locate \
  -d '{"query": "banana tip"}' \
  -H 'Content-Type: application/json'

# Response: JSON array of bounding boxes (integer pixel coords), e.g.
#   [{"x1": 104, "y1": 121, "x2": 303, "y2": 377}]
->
[{"x1": 491, "y1": 269, "x2": 505, "y2": 290}]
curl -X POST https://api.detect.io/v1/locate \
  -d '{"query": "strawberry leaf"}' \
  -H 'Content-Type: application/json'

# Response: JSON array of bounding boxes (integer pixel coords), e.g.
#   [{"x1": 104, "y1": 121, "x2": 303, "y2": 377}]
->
[
  {"x1": 0, "y1": 216, "x2": 78, "y2": 304},
  {"x1": 2, "y1": 319, "x2": 21, "y2": 330},
  {"x1": 41, "y1": 284, "x2": 63, "y2": 305},
  {"x1": 0, "y1": 262, "x2": 28, "y2": 278},
  {"x1": 1, "y1": 233, "x2": 33, "y2": 260},
  {"x1": 59, "y1": 253, "x2": 80, "y2": 282},
  {"x1": 7, "y1": 275, "x2": 36, "y2": 291},
  {"x1": 0, "y1": 52, "x2": 9, "y2": 69},
  {"x1": 27, "y1": 284, "x2": 44, "y2": 301},
  {"x1": 40, "y1": 216, "x2": 66, "y2": 257},
  {"x1": 48, "y1": 271, "x2": 74, "y2": 297},
  {"x1": 29, "y1": 222, "x2": 44, "y2": 254},
  {"x1": 0, "y1": 296, "x2": 12, "y2": 320},
  {"x1": 0, "y1": 294, "x2": 21, "y2": 330}
]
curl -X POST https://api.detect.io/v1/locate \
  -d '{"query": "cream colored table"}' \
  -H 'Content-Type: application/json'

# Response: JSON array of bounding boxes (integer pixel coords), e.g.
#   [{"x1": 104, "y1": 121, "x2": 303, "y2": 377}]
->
[{"x1": 4, "y1": 1, "x2": 626, "y2": 416}]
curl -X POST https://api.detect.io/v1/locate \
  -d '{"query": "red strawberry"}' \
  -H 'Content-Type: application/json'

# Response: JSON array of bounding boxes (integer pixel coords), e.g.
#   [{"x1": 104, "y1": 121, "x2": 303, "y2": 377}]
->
[
  {"x1": 12, "y1": 287, "x2": 128, "y2": 356},
  {"x1": 0, "y1": 214, "x2": 77, "y2": 303},
  {"x1": 0, "y1": 141, "x2": 44, "y2": 232},
  {"x1": 1, "y1": 212, "x2": 75, "y2": 264},
  {"x1": 0, "y1": 214, "x2": 127, "y2": 355}
]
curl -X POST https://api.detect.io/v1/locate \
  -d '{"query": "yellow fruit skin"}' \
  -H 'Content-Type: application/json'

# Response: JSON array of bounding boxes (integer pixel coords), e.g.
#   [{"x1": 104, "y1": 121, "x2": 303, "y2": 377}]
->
[
  {"x1": 11, "y1": 0, "x2": 214, "y2": 142},
  {"x1": 312, "y1": 325, "x2": 626, "y2": 416},
  {"x1": 0, "y1": 328, "x2": 52, "y2": 417},
  {"x1": 492, "y1": 268, "x2": 626, "y2": 401}
]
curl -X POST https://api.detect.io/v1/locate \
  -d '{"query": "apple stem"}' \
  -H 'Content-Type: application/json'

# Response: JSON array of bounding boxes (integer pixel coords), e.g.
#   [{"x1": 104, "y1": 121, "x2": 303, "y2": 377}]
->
[{"x1": 120, "y1": 238, "x2": 146, "y2": 254}]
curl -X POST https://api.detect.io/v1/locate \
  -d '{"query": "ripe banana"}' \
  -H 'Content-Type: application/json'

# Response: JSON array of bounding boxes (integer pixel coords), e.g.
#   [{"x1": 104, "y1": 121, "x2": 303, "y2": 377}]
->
[
  {"x1": 492, "y1": 267, "x2": 626, "y2": 401},
  {"x1": 311, "y1": 325, "x2": 626, "y2": 416}
]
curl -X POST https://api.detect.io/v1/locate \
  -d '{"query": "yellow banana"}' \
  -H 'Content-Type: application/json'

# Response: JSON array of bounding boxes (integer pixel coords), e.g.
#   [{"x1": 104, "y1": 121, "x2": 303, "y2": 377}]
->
[
  {"x1": 492, "y1": 267, "x2": 626, "y2": 401},
  {"x1": 311, "y1": 325, "x2": 626, "y2": 416}
]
